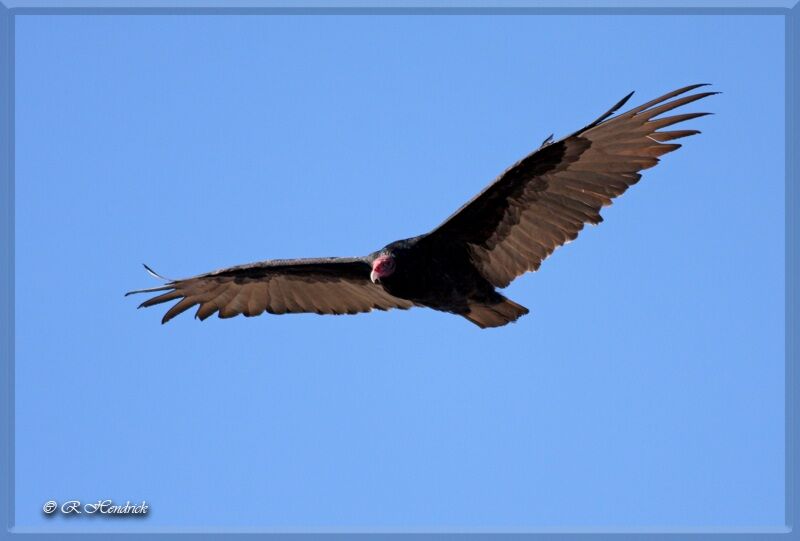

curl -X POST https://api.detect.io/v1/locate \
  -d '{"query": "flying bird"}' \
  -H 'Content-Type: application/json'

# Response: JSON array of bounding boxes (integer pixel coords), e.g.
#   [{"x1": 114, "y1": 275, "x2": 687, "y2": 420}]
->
[{"x1": 127, "y1": 84, "x2": 716, "y2": 328}]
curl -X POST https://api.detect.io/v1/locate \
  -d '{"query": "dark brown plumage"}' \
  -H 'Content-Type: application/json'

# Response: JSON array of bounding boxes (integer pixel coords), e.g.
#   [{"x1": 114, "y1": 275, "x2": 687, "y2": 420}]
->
[{"x1": 127, "y1": 84, "x2": 716, "y2": 328}]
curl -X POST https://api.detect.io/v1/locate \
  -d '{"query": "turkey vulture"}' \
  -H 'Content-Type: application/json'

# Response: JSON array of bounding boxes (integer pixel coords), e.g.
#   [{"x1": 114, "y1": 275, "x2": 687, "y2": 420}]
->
[{"x1": 127, "y1": 84, "x2": 715, "y2": 328}]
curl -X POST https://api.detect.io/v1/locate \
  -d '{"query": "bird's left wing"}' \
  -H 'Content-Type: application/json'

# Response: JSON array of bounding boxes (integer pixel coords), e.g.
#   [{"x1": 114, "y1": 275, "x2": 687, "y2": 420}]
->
[
  {"x1": 423, "y1": 84, "x2": 717, "y2": 288},
  {"x1": 126, "y1": 257, "x2": 414, "y2": 324}
]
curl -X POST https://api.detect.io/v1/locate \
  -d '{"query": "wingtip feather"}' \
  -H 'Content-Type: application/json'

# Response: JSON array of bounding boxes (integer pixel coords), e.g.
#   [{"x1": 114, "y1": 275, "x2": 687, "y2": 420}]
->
[{"x1": 143, "y1": 263, "x2": 172, "y2": 281}]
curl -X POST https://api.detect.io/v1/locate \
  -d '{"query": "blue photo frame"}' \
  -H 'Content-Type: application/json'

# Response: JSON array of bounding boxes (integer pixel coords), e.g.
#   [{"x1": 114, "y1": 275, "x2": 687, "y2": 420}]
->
[{"x1": 0, "y1": 1, "x2": 796, "y2": 538}]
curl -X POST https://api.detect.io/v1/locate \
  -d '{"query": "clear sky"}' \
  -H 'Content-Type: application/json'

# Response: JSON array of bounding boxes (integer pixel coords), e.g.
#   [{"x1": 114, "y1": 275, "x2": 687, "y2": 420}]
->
[{"x1": 13, "y1": 13, "x2": 785, "y2": 532}]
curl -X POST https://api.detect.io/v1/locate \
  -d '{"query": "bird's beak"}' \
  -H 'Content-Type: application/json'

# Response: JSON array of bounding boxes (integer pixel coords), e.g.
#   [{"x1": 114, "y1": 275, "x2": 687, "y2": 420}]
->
[{"x1": 370, "y1": 270, "x2": 380, "y2": 284}]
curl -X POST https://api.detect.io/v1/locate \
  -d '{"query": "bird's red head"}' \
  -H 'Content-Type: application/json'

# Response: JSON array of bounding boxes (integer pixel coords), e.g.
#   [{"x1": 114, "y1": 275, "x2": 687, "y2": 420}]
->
[{"x1": 370, "y1": 255, "x2": 396, "y2": 284}]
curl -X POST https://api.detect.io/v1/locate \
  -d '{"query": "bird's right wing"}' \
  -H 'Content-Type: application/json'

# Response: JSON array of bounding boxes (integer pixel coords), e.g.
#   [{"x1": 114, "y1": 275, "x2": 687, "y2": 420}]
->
[
  {"x1": 126, "y1": 257, "x2": 414, "y2": 324},
  {"x1": 423, "y1": 84, "x2": 716, "y2": 288}
]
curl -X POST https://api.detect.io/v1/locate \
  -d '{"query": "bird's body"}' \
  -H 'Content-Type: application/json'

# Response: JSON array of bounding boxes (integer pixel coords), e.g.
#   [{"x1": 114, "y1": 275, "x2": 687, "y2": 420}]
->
[
  {"x1": 369, "y1": 237, "x2": 527, "y2": 327},
  {"x1": 128, "y1": 84, "x2": 716, "y2": 328}
]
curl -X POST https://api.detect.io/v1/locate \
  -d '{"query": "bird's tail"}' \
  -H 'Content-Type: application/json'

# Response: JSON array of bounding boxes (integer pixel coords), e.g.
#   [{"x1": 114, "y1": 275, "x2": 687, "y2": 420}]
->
[{"x1": 462, "y1": 296, "x2": 529, "y2": 329}]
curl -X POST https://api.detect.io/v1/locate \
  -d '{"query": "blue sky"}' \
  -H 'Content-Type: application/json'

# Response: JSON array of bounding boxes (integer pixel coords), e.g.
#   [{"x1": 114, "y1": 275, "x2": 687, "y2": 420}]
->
[{"x1": 13, "y1": 13, "x2": 785, "y2": 532}]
